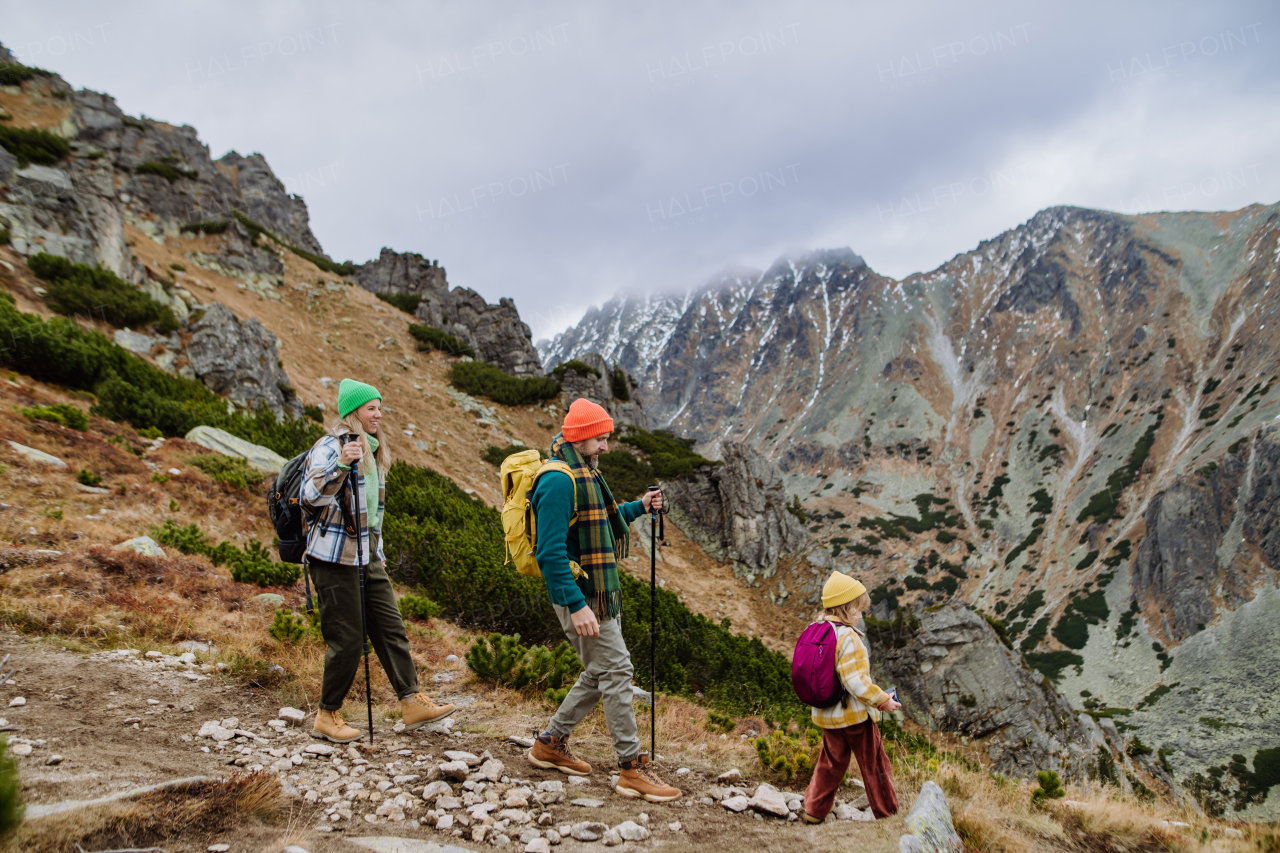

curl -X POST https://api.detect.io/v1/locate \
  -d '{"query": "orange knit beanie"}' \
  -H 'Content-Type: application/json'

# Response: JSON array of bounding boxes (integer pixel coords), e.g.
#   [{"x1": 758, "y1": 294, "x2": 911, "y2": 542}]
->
[{"x1": 562, "y1": 398, "x2": 614, "y2": 442}]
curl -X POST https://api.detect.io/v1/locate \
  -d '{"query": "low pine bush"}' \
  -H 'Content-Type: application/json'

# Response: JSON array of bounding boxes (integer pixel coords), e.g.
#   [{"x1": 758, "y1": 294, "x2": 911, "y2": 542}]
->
[
  {"x1": 1031, "y1": 769, "x2": 1065, "y2": 805},
  {"x1": 751, "y1": 728, "x2": 820, "y2": 783},
  {"x1": 706, "y1": 711, "x2": 736, "y2": 734},
  {"x1": 550, "y1": 359, "x2": 601, "y2": 380},
  {"x1": 21, "y1": 403, "x2": 87, "y2": 431},
  {"x1": 464, "y1": 632, "x2": 581, "y2": 694},
  {"x1": 448, "y1": 361, "x2": 559, "y2": 406},
  {"x1": 409, "y1": 323, "x2": 475, "y2": 357},
  {"x1": 0, "y1": 125, "x2": 69, "y2": 167},
  {"x1": 148, "y1": 518, "x2": 213, "y2": 556},
  {"x1": 186, "y1": 453, "x2": 266, "y2": 491},
  {"x1": 611, "y1": 364, "x2": 630, "y2": 401},
  {"x1": 30, "y1": 252, "x2": 178, "y2": 333},
  {"x1": 179, "y1": 220, "x2": 229, "y2": 235},
  {"x1": 269, "y1": 609, "x2": 319, "y2": 644},
  {"x1": 210, "y1": 540, "x2": 299, "y2": 587},
  {"x1": 0, "y1": 738, "x2": 23, "y2": 839},
  {"x1": 398, "y1": 593, "x2": 441, "y2": 622},
  {"x1": 0, "y1": 60, "x2": 49, "y2": 85},
  {"x1": 0, "y1": 295, "x2": 323, "y2": 456},
  {"x1": 75, "y1": 469, "x2": 102, "y2": 487},
  {"x1": 136, "y1": 160, "x2": 198, "y2": 183},
  {"x1": 377, "y1": 293, "x2": 423, "y2": 314}
]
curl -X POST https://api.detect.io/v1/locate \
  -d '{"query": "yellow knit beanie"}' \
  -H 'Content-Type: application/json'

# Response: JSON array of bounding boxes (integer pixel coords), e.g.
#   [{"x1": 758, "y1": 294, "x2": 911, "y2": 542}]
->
[{"x1": 822, "y1": 571, "x2": 868, "y2": 609}]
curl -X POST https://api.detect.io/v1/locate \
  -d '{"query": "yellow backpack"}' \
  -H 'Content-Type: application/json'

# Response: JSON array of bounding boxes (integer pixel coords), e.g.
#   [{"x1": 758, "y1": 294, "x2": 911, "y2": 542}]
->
[{"x1": 499, "y1": 449, "x2": 582, "y2": 579}]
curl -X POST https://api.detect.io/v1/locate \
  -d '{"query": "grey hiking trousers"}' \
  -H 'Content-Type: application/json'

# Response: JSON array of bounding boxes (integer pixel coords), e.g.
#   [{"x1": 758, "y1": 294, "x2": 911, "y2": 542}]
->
[{"x1": 545, "y1": 604, "x2": 640, "y2": 762}]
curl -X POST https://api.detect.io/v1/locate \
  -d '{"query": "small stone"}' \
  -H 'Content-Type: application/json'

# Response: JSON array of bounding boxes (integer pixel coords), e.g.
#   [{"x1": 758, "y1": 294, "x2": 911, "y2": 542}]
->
[
  {"x1": 668, "y1": 821, "x2": 682, "y2": 832},
  {"x1": 436, "y1": 796, "x2": 462, "y2": 810},
  {"x1": 676, "y1": 767, "x2": 690, "y2": 776},
  {"x1": 472, "y1": 825, "x2": 489, "y2": 843},
  {"x1": 721, "y1": 795, "x2": 750, "y2": 812},
  {"x1": 718, "y1": 768, "x2": 742, "y2": 782},
  {"x1": 567, "y1": 776, "x2": 590, "y2": 786},
  {"x1": 571, "y1": 798, "x2": 604, "y2": 808},
  {"x1": 571, "y1": 821, "x2": 608, "y2": 841},
  {"x1": 508, "y1": 735, "x2": 535, "y2": 748},
  {"x1": 422, "y1": 780, "x2": 454, "y2": 800},
  {"x1": 304, "y1": 743, "x2": 335, "y2": 756},
  {"x1": 45, "y1": 754, "x2": 63, "y2": 766},
  {"x1": 602, "y1": 828, "x2": 622, "y2": 846},
  {"x1": 525, "y1": 838, "x2": 550, "y2": 853},
  {"x1": 545, "y1": 829, "x2": 561, "y2": 845},
  {"x1": 283, "y1": 846, "x2": 312, "y2": 853},
  {"x1": 10, "y1": 744, "x2": 32, "y2": 757},
  {"x1": 279, "y1": 707, "x2": 306, "y2": 726},
  {"x1": 615, "y1": 820, "x2": 650, "y2": 841},
  {"x1": 208, "y1": 846, "x2": 231, "y2": 853},
  {"x1": 438, "y1": 760, "x2": 469, "y2": 780},
  {"x1": 536, "y1": 780, "x2": 564, "y2": 793},
  {"x1": 499, "y1": 808, "x2": 532, "y2": 824},
  {"x1": 7, "y1": 698, "x2": 24, "y2": 708}
]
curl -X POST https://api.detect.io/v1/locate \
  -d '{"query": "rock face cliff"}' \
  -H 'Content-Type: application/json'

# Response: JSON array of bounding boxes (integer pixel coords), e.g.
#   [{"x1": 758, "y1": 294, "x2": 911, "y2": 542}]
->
[
  {"x1": 185, "y1": 302, "x2": 304, "y2": 420},
  {"x1": 662, "y1": 440, "x2": 808, "y2": 580},
  {"x1": 354, "y1": 248, "x2": 542, "y2": 377},
  {"x1": 546, "y1": 203, "x2": 1280, "y2": 812},
  {"x1": 869, "y1": 604, "x2": 1104, "y2": 781}
]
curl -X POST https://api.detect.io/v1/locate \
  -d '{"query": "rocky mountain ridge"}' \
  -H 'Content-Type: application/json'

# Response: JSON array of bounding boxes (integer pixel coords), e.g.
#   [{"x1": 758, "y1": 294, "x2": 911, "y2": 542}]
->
[{"x1": 545, "y1": 203, "x2": 1280, "y2": 816}]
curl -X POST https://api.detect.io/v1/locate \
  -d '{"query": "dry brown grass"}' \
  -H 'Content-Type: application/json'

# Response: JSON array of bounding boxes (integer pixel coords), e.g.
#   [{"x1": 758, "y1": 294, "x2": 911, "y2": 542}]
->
[{"x1": 2, "y1": 772, "x2": 283, "y2": 853}]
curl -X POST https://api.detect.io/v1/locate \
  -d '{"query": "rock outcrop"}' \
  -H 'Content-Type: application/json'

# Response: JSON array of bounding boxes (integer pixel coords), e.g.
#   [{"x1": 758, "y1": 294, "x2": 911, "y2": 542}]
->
[
  {"x1": 354, "y1": 247, "x2": 542, "y2": 377},
  {"x1": 185, "y1": 303, "x2": 303, "y2": 420},
  {"x1": 662, "y1": 440, "x2": 808, "y2": 580},
  {"x1": 555, "y1": 352, "x2": 650, "y2": 430},
  {"x1": 869, "y1": 604, "x2": 1098, "y2": 780}
]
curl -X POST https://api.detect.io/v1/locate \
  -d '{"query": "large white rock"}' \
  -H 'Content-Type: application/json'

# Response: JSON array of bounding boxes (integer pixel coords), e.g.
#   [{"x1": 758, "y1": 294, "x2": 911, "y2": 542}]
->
[
  {"x1": 898, "y1": 781, "x2": 963, "y2": 852},
  {"x1": 5, "y1": 441, "x2": 67, "y2": 468},
  {"x1": 442, "y1": 750, "x2": 481, "y2": 767},
  {"x1": 184, "y1": 425, "x2": 288, "y2": 474},
  {"x1": 278, "y1": 707, "x2": 307, "y2": 726},
  {"x1": 113, "y1": 328, "x2": 154, "y2": 355},
  {"x1": 475, "y1": 757, "x2": 505, "y2": 782},
  {"x1": 614, "y1": 820, "x2": 650, "y2": 841},
  {"x1": 748, "y1": 782, "x2": 790, "y2": 817},
  {"x1": 721, "y1": 795, "x2": 751, "y2": 812},
  {"x1": 112, "y1": 536, "x2": 166, "y2": 558}
]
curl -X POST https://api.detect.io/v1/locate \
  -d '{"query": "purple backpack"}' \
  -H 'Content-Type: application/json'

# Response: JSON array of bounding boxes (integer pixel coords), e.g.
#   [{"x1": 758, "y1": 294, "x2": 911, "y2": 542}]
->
[{"x1": 792, "y1": 621, "x2": 847, "y2": 708}]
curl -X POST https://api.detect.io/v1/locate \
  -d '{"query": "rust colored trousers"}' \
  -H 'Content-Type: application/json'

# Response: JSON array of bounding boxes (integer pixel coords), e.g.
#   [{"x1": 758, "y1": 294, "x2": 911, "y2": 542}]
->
[{"x1": 803, "y1": 719, "x2": 899, "y2": 820}]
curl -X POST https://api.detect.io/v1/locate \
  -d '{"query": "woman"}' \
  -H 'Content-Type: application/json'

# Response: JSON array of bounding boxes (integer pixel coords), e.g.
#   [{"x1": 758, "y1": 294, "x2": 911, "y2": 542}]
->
[
  {"x1": 802, "y1": 571, "x2": 902, "y2": 822},
  {"x1": 300, "y1": 378, "x2": 455, "y2": 742}
]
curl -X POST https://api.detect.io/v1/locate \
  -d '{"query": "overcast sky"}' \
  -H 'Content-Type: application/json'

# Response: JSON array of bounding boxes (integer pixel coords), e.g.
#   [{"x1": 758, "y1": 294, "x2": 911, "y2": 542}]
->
[{"x1": 4, "y1": 1, "x2": 1278, "y2": 340}]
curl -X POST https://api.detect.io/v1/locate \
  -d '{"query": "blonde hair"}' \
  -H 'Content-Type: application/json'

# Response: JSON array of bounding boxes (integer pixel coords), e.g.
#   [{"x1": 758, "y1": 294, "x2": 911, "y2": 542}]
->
[
  {"x1": 337, "y1": 411, "x2": 392, "y2": 475},
  {"x1": 826, "y1": 593, "x2": 872, "y2": 627}
]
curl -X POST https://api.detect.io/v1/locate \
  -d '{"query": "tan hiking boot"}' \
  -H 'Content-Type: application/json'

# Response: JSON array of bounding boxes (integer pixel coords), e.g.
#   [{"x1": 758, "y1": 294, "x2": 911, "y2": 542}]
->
[
  {"x1": 401, "y1": 692, "x2": 456, "y2": 731},
  {"x1": 528, "y1": 733, "x2": 592, "y2": 776},
  {"x1": 616, "y1": 753, "x2": 680, "y2": 802},
  {"x1": 312, "y1": 709, "x2": 362, "y2": 743}
]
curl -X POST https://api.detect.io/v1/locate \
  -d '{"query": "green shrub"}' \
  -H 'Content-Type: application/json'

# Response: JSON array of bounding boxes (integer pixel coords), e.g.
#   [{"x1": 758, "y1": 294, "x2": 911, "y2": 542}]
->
[
  {"x1": 384, "y1": 460, "x2": 802, "y2": 716},
  {"x1": 398, "y1": 593, "x2": 441, "y2": 622},
  {"x1": 29, "y1": 252, "x2": 177, "y2": 333},
  {"x1": 751, "y1": 728, "x2": 820, "y2": 783},
  {"x1": 1021, "y1": 615, "x2": 1050, "y2": 651},
  {"x1": 464, "y1": 632, "x2": 581, "y2": 693},
  {"x1": 169, "y1": 263, "x2": 185, "y2": 272},
  {"x1": 448, "y1": 361, "x2": 560, "y2": 406},
  {"x1": 268, "y1": 609, "x2": 318, "y2": 644},
  {"x1": 0, "y1": 60, "x2": 50, "y2": 85},
  {"x1": 1077, "y1": 420, "x2": 1160, "y2": 524},
  {"x1": 408, "y1": 323, "x2": 475, "y2": 357},
  {"x1": 619, "y1": 427, "x2": 717, "y2": 478},
  {"x1": 377, "y1": 293, "x2": 423, "y2": 314},
  {"x1": 0, "y1": 230, "x2": 9, "y2": 245},
  {"x1": 179, "y1": 220, "x2": 230, "y2": 235},
  {"x1": 76, "y1": 469, "x2": 102, "y2": 487},
  {"x1": 611, "y1": 365, "x2": 630, "y2": 401},
  {"x1": 186, "y1": 453, "x2": 265, "y2": 491},
  {"x1": 550, "y1": 359, "x2": 601, "y2": 380},
  {"x1": 138, "y1": 426, "x2": 163, "y2": 439},
  {"x1": 136, "y1": 160, "x2": 198, "y2": 183},
  {"x1": 1126, "y1": 735, "x2": 1153, "y2": 758},
  {"x1": 706, "y1": 711, "x2": 736, "y2": 734},
  {"x1": 148, "y1": 518, "x2": 212, "y2": 556},
  {"x1": 21, "y1": 402, "x2": 87, "y2": 430},
  {"x1": 1052, "y1": 613, "x2": 1089, "y2": 650},
  {"x1": 209, "y1": 539, "x2": 299, "y2": 587},
  {"x1": 1024, "y1": 650, "x2": 1084, "y2": 681},
  {"x1": 0, "y1": 125, "x2": 69, "y2": 167},
  {"x1": 482, "y1": 443, "x2": 529, "y2": 467},
  {"x1": 1031, "y1": 769, "x2": 1065, "y2": 805},
  {"x1": 0, "y1": 738, "x2": 24, "y2": 839},
  {"x1": 303, "y1": 404, "x2": 324, "y2": 423}
]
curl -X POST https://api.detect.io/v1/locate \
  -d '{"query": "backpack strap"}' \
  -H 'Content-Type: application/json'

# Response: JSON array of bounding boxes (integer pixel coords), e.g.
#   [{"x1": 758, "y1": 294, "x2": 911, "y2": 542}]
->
[{"x1": 527, "y1": 461, "x2": 581, "y2": 577}]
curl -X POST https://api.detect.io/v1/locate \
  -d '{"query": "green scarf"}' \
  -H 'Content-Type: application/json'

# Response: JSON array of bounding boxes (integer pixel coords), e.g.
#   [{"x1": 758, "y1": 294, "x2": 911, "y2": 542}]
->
[
  {"x1": 550, "y1": 433, "x2": 630, "y2": 619},
  {"x1": 365, "y1": 434, "x2": 380, "y2": 531}
]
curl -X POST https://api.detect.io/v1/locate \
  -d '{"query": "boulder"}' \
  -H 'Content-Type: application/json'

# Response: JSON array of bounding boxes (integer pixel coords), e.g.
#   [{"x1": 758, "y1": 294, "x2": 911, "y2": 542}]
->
[
  {"x1": 614, "y1": 820, "x2": 650, "y2": 841},
  {"x1": 898, "y1": 781, "x2": 963, "y2": 853},
  {"x1": 112, "y1": 536, "x2": 166, "y2": 558},
  {"x1": 870, "y1": 604, "x2": 1093, "y2": 780},
  {"x1": 184, "y1": 302, "x2": 303, "y2": 420},
  {"x1": 5, "y1": 441, "x2": 68, "y2": 469},
  {"x1": 663, "y1": 440, "x2": 808, "y2": 579},
  {"x1": 570, "y1": 822, "x2": 607, "y2": 842},
  {"x1": 748, "y1": 782, "x2": 789, "y2": 817},
  {"x1": 251, "y1": 593, "x2": 286, "y2": 609},
  {"x1": 184, "y1": 425, "x2": 288, "y2": 474}
]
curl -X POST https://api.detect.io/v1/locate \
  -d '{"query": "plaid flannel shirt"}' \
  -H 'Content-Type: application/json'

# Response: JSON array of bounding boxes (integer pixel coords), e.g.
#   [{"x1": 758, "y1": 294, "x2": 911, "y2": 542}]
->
[
  {"x1": 300, "y1": 429, "x2": 385, "y2": 566},
  {"x1": 811, "y1": 616, "x2": 891, "y2": 729}
]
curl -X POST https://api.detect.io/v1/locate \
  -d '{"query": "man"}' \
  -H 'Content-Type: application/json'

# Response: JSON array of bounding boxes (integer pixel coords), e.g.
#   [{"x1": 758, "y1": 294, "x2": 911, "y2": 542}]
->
[{"x1": 526, "y1": 398, "x2": 681, "y2": 803}]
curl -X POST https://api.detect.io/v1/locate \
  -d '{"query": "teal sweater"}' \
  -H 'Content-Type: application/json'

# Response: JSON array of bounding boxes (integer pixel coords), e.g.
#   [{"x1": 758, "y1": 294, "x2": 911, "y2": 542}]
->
[{"x1": 531, "y1": 470, "x2": 645, "y2": 614}]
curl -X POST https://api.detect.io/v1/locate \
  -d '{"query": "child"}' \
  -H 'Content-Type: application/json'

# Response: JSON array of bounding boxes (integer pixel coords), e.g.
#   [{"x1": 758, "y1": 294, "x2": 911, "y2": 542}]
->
[{"x1": 802, "y1": 571, "x2": 901, "y2": 822}]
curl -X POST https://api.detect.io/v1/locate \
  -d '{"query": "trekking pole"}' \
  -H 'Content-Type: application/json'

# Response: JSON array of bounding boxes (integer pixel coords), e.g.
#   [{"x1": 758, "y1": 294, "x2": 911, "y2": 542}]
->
[
  {"x1": 346, "y1": 437, "x2": 374, "y2": 745},
  {"x1": 647, "y1": 485, "x2": 659, "y2": 762}
]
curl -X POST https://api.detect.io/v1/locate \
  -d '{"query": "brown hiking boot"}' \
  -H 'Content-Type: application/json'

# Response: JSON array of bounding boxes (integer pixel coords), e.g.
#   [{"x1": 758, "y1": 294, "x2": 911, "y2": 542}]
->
[
  {"x1": 616, "y1": 753, "x2": 680, "y2": 802},
  {"x1": 401, "y1": 692, "x2": 456, "y2": 731},
  {"x1": 312, "y1": 709, "x2": 362, "y2": 743},
  {"x1": 528, "y1": 733, "x2": 592, "y2": 776}
]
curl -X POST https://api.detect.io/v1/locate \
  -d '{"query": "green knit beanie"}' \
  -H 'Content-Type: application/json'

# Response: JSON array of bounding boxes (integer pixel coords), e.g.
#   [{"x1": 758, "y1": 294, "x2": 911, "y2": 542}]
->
[{"x1": 337, "y1": 378, "x2": 382, "y2": 418}]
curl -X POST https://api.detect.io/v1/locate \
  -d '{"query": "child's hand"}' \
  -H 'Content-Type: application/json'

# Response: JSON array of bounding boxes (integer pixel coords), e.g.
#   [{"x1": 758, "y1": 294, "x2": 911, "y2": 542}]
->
[{"x1": 878, "y1": 696, "x2": 902, "y2": 712}]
